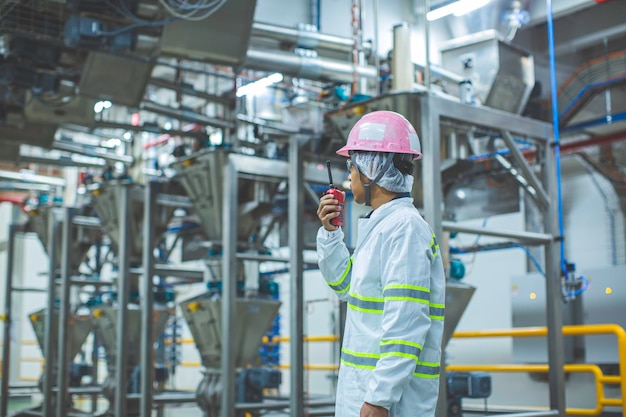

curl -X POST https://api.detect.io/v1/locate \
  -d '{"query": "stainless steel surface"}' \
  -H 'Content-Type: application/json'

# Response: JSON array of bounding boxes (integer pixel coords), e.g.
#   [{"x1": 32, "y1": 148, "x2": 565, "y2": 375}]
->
[
  {"x1": 501, "y1": 131, "x2": 550, "y2": 209},
  {"x1": 289, "y1": 136, "x2": 305, "y2": 417},
  {"x1": 440, "y1": 32, "x2": 535, "y2": 114},
  {"x1": 52, "y1": 140, "x2": 134, "y2": 165},
  {"x1": 245, "y1": 48, "x2": 378, "y2": 83},
  {"x1": 89, "y1": 181, "x2": 178, "y2": 264},
  {"x1": 221, "y1": 158, "x2": 238, "y2": 417},
  {"x1": 23, "y1": 92, "x2": 95, "y2": 128},
  {"x1": 27, "y1": 206, "x2": 99, "y2": 273},
  {"x1": 140, "y1": 182, "x2": 156, "y2": 417},
  {"x1": 180, "y1": 295, "x2": 281, "y2": 369},
  {"x1": 543, "y1": 134, "x2": 566, "y2": 414},
  {"x1": 79, "y1": 52, "x2": 153, "y2": 108},
  {"x1": 29, "y1": 309, "x2": 93, "y2": 375},
  {"x1": 0, "y1": 170, "x2": 65, "y2": 187},
  {"x1": 1, "y1": 225, "x2": 16, "y2": 417},
  {"x1": 114, "y1": 185, "x2": 130, "y2": 417},
  {"x1": 160, "y1": 0, "x2": 257, "y2": 65},
  {"x1": 172, "y1": 150, "x2": 276, "y2": 243},
  {"x1": 251, "y1": 22, "x2": 355, "y2": 53},
  {"x1": 42, "y1": 216, "x2": 59, "y2": 417},
  {"x1": 442, "y1": 282, "x2": 476, "y2": 349},
  {"x1": 140, "y1": 101, "x2": 235, "y2": 130},
  {"x1": 91, "y1": 306, "x2": 172, "y2": 374},
  {"x1": 55, "y1": 208, "x2": 73, "y2": 417},
  {"x1": 442, "y1": 221, "x2": 553, "y2": 245}
]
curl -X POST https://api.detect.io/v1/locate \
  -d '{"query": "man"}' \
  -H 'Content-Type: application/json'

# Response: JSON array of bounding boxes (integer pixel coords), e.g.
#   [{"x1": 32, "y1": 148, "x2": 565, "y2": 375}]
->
[{"x1": 316, "y1": 110, "x2": 445, "y2": 417}]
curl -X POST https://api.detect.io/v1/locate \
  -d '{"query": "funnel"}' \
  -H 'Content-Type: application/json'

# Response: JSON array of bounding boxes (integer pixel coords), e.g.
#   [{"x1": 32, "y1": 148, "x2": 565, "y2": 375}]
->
[
  {"x1": 90, "y1": 305, "x2": 172, "y2": 371},
  {"x1": 443, "y1": 282, "x2": 476, "y2": 349},
  {"x1": 88, "y1": 181, "x2": 179, "y2": 263},
  {"x1": 180, "y1": 292, "x2": 281, "y2": 368},
  {"x1": 29, "y1": 308, "x2": 94, "y2": 368},
  {"x1": 172, "y1": 149, "x2": 276, "y2": 243},
  {"x1": 27, "y1": 205, "x2": 100, "y2": 273}
]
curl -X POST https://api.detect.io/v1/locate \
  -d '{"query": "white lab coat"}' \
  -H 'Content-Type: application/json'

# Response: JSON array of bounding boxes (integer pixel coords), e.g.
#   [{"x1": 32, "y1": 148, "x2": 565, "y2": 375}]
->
[{"x1": 317, "y1": 197, "x2": 445, "y2": 417}]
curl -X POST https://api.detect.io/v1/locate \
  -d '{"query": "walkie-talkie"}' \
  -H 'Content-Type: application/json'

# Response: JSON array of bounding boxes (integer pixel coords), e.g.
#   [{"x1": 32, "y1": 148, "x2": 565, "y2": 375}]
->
[{"x1": 325, "y1": 160, "x2": 344, "y2": 227}]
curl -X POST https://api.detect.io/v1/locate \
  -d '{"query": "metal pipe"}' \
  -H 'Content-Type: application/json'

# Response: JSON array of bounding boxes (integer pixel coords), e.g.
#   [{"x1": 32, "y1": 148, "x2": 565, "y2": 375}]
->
[
  {"x1": 373, "y1": 0, "x2": 380, "y2": 95},
  {"x1": 0, "y1": 225, "x2": 17, "y2": 417},
  {"x1": 289, "y1": 136, "x2": 305, "y2": 417},
  {"x1": 114, "y1": 185, "x2": 131, "y2": 417},
  {"x1": 93, "y1": 121, "x2": 206, "y2": 138},
  {"x1": 148, "y1": 78, "x2": 232, "y2": 106},
  {"x1": 441, "y1": 221, "x2": 553, "y2": 245},
  {"x1": 16, "y1": 154, "x2": 106, "y2": 169},
  {"x1": 42, "y1": 215, "x2": 59, "y2": 417},
  {"x1": 245, "y1": 48, "x2": 377, "y2": 83},
  {"x1": 56, "y1": 208, "x2": 73, "y2": 417},
  {"x1": 140, "y1": 182, "x2": 156, "y2": 417},
  {"x1": 501, "y1": 131, "x2": 550, "y2": 209},
  {"x1": 251, "y1": 22, "x2": 355, "y2": 54},
  {"x1": 52, "y1": 141, "x2": 134, "y2": 165},
  {"x1": 221, "y1": 156, "x2": 238, "y2": 417},
  {"x1": 140, "y1": 101, "x2": 235, "y2": 130},
  {"x1": 0, "y1": 170, "x2": 65, "y2": 187},
  {"x1": 423, "y1": 0, "x2": 431, "y2": 89}
]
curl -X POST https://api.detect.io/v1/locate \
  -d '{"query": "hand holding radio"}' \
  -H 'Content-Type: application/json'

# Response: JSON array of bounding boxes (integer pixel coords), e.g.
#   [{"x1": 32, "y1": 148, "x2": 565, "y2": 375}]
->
[{"x1": 317, "y1": 161, "x2": 345, "y2": 231}]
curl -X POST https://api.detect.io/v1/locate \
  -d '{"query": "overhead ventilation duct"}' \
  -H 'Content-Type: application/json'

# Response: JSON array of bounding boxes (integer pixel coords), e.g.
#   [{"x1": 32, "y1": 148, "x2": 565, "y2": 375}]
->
[
  {"x1": 79, "y1": 52, "x2": 154, "y2": 107},
  {"x1": 245, "y1": 48, "x2": 377, "y2": 83},
  {"x1": 440, "y1": 30, "x2": 535, "y2": 114},
  {"x1": 160, "y1": 0, "x2": 257, "y2": 66},
  {"x1": 0, "y1": 123, "x2": 58, "y2": 148},
  {"x1": 250, "y1": 22, "x2": 355, "y2": 54}
]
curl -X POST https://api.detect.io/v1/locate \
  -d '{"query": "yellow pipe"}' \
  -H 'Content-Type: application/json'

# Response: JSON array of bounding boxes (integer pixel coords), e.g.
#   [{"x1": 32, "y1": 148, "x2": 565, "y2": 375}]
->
[
  {"x1": 600, "y1": 376, "x2": 621, "y2": 384},
  {"x1": 602, "y1": 398, "x2": 623, "y2": 406},
  {"x1": 446, "y1": 364, "x2": 604, "y2": 416},
  {"x1": 452, "y1": 324, "x2": 626, "y2": 417}
]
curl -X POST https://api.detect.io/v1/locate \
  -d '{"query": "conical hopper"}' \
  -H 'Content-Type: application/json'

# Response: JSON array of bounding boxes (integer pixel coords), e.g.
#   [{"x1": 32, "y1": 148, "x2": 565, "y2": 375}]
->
[
  {"x1": 172, "y1": 149, "x2": 275, "y2": 243},
  {"x1": 91, "y1": 305, "x2": 172, "y2": 370},
  {"x1": 27, "y1": 205, "x2": 99, "y2": 273},
  {"x1": 29, "y1": 308, "x2": 94, "y2": 368},
  {"x1": 88, "y1": 181, "x2": 178, "y2": 264},
  {"x1": 443, "y1": 282, "x2": 476, "y2": 349},
  {"x1": 179, "y1": 292, "x2": 281, "y2": 368}
]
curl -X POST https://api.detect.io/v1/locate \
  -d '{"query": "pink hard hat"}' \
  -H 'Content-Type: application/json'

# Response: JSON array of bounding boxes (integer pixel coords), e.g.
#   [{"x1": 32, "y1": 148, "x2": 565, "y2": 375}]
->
[{"x1": 336, "y1": 110, "x2": 422, "y2": 160}]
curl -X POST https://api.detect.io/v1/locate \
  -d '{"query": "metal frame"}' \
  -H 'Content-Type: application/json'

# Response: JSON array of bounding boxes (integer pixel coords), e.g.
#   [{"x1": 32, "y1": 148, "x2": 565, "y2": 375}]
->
[{"x1": 416, "y1": 92, "x2": 565, "y2": 415}]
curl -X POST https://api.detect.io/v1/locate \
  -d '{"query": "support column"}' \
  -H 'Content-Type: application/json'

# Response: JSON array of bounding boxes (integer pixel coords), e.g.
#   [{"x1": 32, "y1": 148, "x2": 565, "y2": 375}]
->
[
  {"x1": 140, "y1": 182, "x2": 157, "y2": 417},
  {"x1": 0, "y1": 225, "x2": 17, "y2": 417},
  {"x1": 289, "y1": 136, "x2": 305, "y2": 417},
  {"x1": 115, "y1": 185, "x2": 131, "y2": 417},
  {"x1": 42, "y1": 214, "x2": 60, "y2": 417},
  {"x1": 56, "y1": 208, "x2": 74, "y2": 417},
  {"x1": 221, "y1": 157, "x2": 238, "y2": 417}
]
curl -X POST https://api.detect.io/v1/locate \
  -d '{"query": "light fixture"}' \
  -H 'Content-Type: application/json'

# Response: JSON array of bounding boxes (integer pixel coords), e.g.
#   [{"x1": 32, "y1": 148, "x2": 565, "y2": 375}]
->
[
  {"x1": 529, "y1": 292, "x2": 537, "y2": 300},
  {"x1": 427, "y1": 0, "x2": 491, "y2": 21},
  {"x1": 605, "y1": 287, "x2": 613, "y2": 295},
  {"x1": 93, "y1": 100, "x2": 112, "y2": 113},
  {"x1": 236, "y1": 73, "x2": 283, "y2": 98}
]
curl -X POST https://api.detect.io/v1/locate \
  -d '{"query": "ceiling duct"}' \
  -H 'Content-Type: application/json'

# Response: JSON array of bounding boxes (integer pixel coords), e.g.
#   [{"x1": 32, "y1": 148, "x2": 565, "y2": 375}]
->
[
  {"x1": 79, "y1": 52, "x2": 154, "y2": 107},
  {"x1": 159, "y1": 0, "x2": 257, "y2": 66},
  {"x1": 0, "y1": 123, "x2": 58, "y2": 148},
  {"x1": 440, "y1": 30, "x2": 535, "y2": 114}
]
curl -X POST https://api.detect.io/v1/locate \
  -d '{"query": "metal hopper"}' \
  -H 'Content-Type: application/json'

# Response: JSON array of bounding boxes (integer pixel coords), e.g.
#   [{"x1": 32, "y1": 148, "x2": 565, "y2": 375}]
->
[
  {"x1": 179, "y1": 293, "x2": 281, "y2": 368},
  {"x1": 29, "y1": 308, "x2": 94, "y2": 368},
  {"x1": 443, "y1": 282, "x2": 476, "y2": 349},
  {"x1": 172, "y1": 149, "x2": 276, "y2": 243},
  {"x1": 90, "y1": 305, "x2": 172, "y2": 371},
  {"x1": 88, "y1": 180, "x2": 179, "y2": 263},
  {"x1": 27, "y1": 205, "x2": 100, "y2": 273}
]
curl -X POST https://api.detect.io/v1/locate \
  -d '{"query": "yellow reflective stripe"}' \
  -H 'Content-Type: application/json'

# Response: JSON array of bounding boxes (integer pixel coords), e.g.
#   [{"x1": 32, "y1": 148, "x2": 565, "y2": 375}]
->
[
  {"x1": 328, "y1": 257, "x2": 352, "y2": 293},
  {"x1": 341, "y1": 359, "x2": 376, "y2": 370},
  {"x1": 414, "y1": 373, "x2": 440, "y2": 379},
  {"x1": 380, "y1": 340, "x2": 423, "y2": 349},
  {"x1": 383, "y1": 284, "x2": 430, "y2": 293},
  {"x1": 348, "y1": 304, "x2": 384, "y2": 314},
  {"x1": 430, "y1": 315, "x2": 444, "y2": 320},
  {"x1": 349, "y1": 292, "x2": 384, "y2": 302},
  {"x1": 385, "y1": 296, "x2": 428, "y2": 304},
  {"x1": 381, "y1": 351, "x2": 419, "y2": 361},
  {"x1": 341, "y1": 348, "x2": 380, "y2": 359},
  {"x1": 430, "y1": 234, "x2": 439, "y2": 258},
  {"x1": 430, "y1": 303, "x2": 444, "y2": 308}
]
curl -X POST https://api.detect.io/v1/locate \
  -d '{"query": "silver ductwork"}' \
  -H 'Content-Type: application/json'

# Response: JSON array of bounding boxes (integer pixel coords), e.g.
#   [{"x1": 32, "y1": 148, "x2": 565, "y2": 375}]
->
[
  {"x1": 245, "y1": 48, "x2": 378, "y2": 83},
  {"x1": 251, "y1": 22, "x2": 355, "y2": 54}
]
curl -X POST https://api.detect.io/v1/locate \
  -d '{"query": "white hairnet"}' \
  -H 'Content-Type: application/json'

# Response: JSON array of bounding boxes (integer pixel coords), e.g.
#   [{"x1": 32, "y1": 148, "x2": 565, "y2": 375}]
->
[{"x1": 352, "y1": 152, "x2": 414, "y2": 193}]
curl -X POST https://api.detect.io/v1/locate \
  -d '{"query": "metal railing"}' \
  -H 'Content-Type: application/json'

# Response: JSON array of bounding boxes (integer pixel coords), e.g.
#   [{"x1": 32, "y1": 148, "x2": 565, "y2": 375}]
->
[{"x1": 451, "y1": 324, "x2": 625, "y2": 417}]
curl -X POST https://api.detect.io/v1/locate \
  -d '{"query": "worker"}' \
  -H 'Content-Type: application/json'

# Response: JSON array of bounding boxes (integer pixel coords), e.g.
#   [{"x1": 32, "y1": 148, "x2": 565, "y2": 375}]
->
[{"x1": 316, "y1": 110, "x2": 445, "y2": 417}]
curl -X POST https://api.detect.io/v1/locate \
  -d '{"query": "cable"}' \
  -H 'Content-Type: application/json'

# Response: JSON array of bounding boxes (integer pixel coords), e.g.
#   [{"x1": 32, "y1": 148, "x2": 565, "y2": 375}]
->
[{"x1": 159, "y1": 0, "x2": 228, "y2": 21}]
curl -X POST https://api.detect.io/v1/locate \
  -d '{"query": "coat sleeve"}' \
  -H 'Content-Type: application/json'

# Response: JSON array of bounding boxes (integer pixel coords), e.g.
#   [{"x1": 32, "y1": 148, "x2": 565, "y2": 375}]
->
[
  {"x1": 316, "y1": 227, "x2": 353, "y2": 302},
  {"x1": 363, "y1": 219, "x2": 435, "y2": 408}
]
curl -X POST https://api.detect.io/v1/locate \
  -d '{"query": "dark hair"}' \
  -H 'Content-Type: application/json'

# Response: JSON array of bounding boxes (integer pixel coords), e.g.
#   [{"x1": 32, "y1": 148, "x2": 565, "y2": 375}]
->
[{"x1": 393, "y1": 153, "x2": 414, "y2": 175}]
